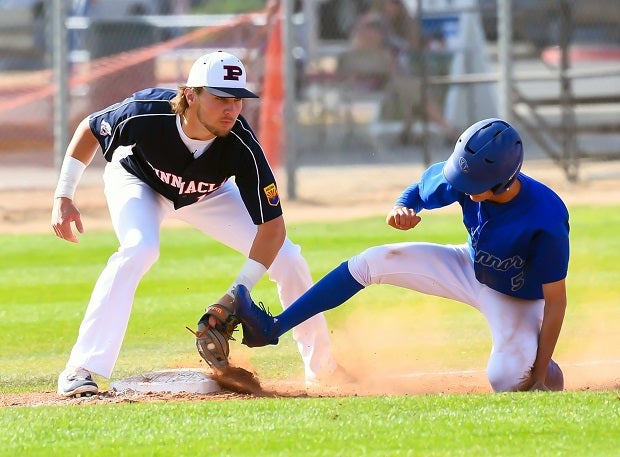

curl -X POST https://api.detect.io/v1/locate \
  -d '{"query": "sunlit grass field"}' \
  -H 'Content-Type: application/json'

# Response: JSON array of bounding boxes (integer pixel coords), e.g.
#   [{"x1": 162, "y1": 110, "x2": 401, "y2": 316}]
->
[{"x1": 1, "y1": 206, "x2": 619, "y2": 456}]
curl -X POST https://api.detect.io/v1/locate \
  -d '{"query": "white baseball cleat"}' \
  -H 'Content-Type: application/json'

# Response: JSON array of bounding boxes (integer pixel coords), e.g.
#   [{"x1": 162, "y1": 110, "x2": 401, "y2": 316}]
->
[{"x1": 57, "y1": 367, "x2": 99, "y2": 397}]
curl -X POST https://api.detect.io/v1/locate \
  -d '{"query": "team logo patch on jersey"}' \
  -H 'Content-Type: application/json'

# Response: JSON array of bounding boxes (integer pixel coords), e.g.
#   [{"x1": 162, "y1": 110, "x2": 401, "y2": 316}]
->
[
  {"x1": 263, "y1": 183, "x2": 280, "y2": 206},
  {"x1": 100, "y1": 120, "x2": 112, "y2": 137}
]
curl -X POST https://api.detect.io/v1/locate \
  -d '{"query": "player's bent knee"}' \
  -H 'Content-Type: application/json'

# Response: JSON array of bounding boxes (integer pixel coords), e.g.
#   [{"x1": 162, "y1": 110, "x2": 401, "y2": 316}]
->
[
  {"x1": 487, "y1": 375, "x2": 516, "y2": 392},
  {"x1": 487, "y1": 358, "x2": 525, "y2": 392}
]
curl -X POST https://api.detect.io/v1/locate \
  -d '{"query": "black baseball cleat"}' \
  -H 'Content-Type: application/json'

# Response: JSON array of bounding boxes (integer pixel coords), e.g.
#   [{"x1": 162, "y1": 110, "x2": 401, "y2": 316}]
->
[{"x1": 234, "y1": 285, "x2": 280, "y2": 348}]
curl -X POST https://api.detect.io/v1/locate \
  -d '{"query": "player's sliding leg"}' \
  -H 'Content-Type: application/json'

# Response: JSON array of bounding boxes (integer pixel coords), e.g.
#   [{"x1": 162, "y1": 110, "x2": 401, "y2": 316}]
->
[{"x1": 236, "y1": 261, "x2": 364, "y2": 347}]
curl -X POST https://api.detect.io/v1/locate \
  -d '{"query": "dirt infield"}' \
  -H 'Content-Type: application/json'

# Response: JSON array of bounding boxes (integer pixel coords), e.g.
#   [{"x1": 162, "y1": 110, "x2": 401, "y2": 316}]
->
[
  {"x1": 2, "y1": 358, "x2": 619, "y2": 407},
  {"x1": 1, "y1": 155, "x2": 619, "y2": 406}
]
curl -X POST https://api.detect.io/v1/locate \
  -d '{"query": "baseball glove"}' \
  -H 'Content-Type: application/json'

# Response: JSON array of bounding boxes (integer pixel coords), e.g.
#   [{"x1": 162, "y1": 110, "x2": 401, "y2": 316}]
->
[{"x1": 188, "y1": 303, "x2": 241, "y2": 371}]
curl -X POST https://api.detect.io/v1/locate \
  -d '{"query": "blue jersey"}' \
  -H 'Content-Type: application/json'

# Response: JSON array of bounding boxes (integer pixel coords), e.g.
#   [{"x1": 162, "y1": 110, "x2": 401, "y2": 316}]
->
[
  {"x1": 88, "y1": 88, "x2": 282, "y2": 225},
  {"x1": 395, "y1": 162, "x2": 570, "y2": 300}
]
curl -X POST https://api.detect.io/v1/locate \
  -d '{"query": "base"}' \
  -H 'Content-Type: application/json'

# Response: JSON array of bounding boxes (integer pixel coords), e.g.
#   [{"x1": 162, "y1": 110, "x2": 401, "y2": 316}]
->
[{"x1": 110, "y1": 369, "x2": 221, "y2": 394}]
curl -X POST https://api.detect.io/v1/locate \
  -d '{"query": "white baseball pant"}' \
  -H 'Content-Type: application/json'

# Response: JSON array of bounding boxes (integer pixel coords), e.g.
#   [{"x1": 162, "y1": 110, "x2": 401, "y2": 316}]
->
[
  {"x1": 347, "y1": 242, "x2": 544, "y2": 392},
  {"x1": 65, "y1": 160, "x2": 336, "y2": 380}
]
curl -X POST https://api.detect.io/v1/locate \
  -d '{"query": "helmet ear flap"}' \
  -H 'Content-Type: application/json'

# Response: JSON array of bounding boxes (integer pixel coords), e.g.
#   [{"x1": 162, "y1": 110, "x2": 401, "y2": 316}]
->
[{"x1": 492, "y1": 160, "x2": 522, "y2": 194}]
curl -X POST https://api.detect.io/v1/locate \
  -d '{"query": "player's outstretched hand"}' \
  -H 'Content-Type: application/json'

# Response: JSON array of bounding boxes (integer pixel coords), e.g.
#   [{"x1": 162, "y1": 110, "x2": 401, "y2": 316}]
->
[
  {"x1": 51, "y1": 197, "x2": 84, "y2": 243},
  {"x1": 386, "y1": 205, "x2": 421, "y2": 231}
]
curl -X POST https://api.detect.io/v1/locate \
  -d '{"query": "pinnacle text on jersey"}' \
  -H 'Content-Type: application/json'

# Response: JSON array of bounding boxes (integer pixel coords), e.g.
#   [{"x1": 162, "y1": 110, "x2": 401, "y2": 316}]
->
[
  {"x1": 152, "y1": 167, "x2": 226, "y2": 195},
  {"x1": 474, "y1": 250, "x2": 525, "y2": 272}
]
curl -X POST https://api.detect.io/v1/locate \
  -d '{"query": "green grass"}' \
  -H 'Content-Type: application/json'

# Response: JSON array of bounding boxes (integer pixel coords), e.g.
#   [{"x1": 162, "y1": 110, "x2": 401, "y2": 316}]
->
[
  {"x1": 1, "y1": 206, "x2": 619, "y2": 456},
  {"x1": 2, "y1": 393, "x2": 619, "y2": 456}
]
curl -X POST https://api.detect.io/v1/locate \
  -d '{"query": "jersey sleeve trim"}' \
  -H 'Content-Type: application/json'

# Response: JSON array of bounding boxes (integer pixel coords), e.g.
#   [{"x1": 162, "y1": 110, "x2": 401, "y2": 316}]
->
[
  {"x1": 90, "y1": 108, "x2": 176, "y2": 160},
  {"x1": 230, "y1": 126, "x2": 274, "y2": 225}
]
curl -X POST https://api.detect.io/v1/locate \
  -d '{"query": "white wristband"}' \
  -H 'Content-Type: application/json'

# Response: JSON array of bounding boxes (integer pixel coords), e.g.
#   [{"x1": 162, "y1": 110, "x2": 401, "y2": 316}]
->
[
  {"x1": 226, "y1": 258, "x2": 267, "y2": 297},
  {"x1": 54, "y1": 156, "x2": 86, "y2": 200}
]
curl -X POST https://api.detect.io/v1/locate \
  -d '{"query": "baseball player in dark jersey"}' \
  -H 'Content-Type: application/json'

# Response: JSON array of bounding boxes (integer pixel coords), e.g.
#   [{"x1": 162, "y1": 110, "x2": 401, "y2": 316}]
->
[
  {"x1": 234, "y1": 118, "x2": 569, "y2": 392},
  {"x1": 52, "y1": 51, "x2": 342, "y2": 397}
]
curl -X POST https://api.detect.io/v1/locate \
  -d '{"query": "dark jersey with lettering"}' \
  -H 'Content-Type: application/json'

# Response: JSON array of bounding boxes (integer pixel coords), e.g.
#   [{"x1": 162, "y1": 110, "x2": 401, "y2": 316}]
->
[
  {"x1": 395, "y1": 162, "x2": 570, "y2": 300},
  {"x1": 88, "y1": 87, "x2": 282, "y2": 225}
]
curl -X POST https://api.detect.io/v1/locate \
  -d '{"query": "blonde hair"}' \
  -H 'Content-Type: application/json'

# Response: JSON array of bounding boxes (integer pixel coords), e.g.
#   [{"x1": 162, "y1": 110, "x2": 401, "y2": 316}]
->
[{"x1": 170, "y1": 86, "x2": 203, "y2": 115}]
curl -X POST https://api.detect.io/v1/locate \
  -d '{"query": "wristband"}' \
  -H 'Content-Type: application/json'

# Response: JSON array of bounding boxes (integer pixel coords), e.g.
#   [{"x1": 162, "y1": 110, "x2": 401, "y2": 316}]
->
[
  {"x1": 226, "y1": 258, "x2": 267, "y2": 297},
  {"x1": 54, "y1": 156, "x2": 86, "y2": 199}
]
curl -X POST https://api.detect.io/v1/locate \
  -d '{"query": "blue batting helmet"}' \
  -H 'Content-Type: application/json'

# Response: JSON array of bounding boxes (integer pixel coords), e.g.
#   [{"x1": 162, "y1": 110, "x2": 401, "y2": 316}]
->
[{"x1": 442, "y1": 118, "x2": 523, "y2": 195}]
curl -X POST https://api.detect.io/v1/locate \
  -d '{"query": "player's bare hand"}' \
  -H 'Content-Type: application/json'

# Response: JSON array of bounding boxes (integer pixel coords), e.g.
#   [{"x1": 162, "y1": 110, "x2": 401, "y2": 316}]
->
[
  {"x1": 51, "y1": 197, "x2": 84, "y2": 243},
  {"x1": 517, "y1": 371, "x2": 549, "y2": 392},
  {"x1": 205, "y1": 293, "x2": 235, "y2": 328},
  {"x1": 527, "y1": 380, "x2": 550, "y2": 391},
  {"x1": 386, "y1": 206, "x2": 421, "y2": 230}
]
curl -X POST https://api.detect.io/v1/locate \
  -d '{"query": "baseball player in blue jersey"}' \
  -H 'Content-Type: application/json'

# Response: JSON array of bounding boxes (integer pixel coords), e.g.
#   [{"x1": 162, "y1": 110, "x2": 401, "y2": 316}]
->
[
  {"x1": 233, "y1": 118, "x2": 569, "y2": 392},
  {"x1": 51, "y1": 51, "x2": 343, "y2": 397}
]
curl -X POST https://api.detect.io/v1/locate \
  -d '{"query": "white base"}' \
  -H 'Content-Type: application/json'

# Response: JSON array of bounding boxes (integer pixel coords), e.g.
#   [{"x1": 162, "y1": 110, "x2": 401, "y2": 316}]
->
[{"x1": 110, "y1": 369, "x2": 221, "y2": 394}]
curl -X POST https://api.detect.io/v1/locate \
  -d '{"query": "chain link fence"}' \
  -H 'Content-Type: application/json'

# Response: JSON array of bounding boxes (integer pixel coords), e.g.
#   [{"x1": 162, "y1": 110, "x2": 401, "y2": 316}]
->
[{"x1": 0, "y1": 0, "x2": 618, "y2": 186}]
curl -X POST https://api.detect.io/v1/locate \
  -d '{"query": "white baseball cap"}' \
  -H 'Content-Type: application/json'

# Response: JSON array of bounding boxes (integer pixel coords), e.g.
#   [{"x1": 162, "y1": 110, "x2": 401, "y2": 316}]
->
[{"x1": 186, "y1": 51, "x2": 258, "y2": 98}]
